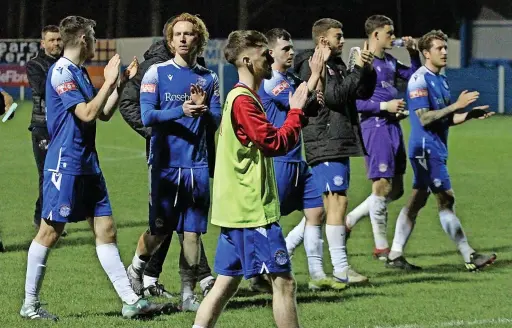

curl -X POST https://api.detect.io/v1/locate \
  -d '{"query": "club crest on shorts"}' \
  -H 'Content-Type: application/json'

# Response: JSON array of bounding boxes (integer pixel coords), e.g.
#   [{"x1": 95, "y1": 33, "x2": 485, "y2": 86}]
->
[
  {"x1": 333, "y1": 175, "x2": 344, "y2": 186},
  {"x1": 155, "y1": 217, "x2": 165, "y2": 228},
  {"x1": 433, "y1": 179, "x2": 442, "y2": 188},
  {"x1": 274, "y1": 249, "x2": 289, "y2": 266},
  {"x1": 379, "y1": 163, "x2": 388, "y2": 173},
  {"x1": 59, "y1": 204, "x2": 71, "y2": 218}
]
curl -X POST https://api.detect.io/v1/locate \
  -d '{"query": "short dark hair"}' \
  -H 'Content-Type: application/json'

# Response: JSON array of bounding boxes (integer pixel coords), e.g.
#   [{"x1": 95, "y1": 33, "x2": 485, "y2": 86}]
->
[
  {"x1": 418, "y1": 29, "x2": 448, "y2": 53},
  {"x1": 312, "y1": 18, "x2": 342, "y2": 43},
  {"x1": 265, "y1": 28, "x2": 291, "y2": 47},
  {"x1": 224, "y1": 30, "x2": 268, "y2": 66},
  {"x1": 364, "y1": 15, "x2": 394, "y2": 36},
  {"x1": 59, "y1": 16, "x2": 96, "y2": 48},
  {"x1": 41, "y1": 25, "x2": 59, "y2": 39}
]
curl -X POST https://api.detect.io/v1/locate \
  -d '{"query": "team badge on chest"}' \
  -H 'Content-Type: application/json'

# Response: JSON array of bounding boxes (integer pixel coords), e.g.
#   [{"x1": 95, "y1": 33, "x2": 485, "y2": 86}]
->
[{"x1": 196, "y1": 76, "x2": 207, "y2": 88}]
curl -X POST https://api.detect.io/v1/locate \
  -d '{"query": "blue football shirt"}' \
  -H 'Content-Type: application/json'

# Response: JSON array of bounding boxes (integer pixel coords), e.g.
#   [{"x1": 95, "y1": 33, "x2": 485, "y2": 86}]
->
[
  {"x1": 45, "y1": 57, "x2": 99, "y2": 175},
  {"x1": 140, "y1": 59, "x2": 221, "y2": 169},
  {"x1": 258, "y1": 70, "x2": 302, "y2": 162},
  {"x1": 407, "y1": 66, "x2": 452, "y2": 159}
]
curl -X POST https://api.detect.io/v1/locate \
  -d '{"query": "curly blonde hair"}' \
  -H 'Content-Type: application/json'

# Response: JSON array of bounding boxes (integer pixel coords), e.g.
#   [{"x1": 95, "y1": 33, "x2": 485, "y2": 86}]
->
[{"x1": 165, "y1": 13, "x2": 209, "y2": 56}]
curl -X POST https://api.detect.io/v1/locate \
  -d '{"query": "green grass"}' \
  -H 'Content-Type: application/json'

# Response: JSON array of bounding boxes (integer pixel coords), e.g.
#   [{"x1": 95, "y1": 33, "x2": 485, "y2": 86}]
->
[{"x1": 0, "y1": 103, "x2": 511, "y2": 328}]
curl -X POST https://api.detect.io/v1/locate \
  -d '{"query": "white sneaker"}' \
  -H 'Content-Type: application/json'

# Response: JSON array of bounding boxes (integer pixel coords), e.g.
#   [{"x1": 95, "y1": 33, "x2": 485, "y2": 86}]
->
[
  {"x1": 20, "y1": 302, "x2": 58, "y2": 321},
  {"x1": 180, "y1": 295, "x2": 201, "y2": 312},
  {"x1": 333, "y1": 266, "x2": 369, "y2": 285},
  {"x1": 200, "y1": 276, "x2": 216, "y2": 297}
]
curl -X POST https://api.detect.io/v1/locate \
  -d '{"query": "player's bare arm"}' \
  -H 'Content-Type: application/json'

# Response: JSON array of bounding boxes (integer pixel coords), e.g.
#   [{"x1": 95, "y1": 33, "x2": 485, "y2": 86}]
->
[
  {"x1": 74, "y1": 54, "x2": 121, "y2": 122},
  {"x1": 100, "y1": 56, "x2": 139, "y2": 121},
  {"x1": 416, "y1": 90, "x2": 479, "y2": 126}
]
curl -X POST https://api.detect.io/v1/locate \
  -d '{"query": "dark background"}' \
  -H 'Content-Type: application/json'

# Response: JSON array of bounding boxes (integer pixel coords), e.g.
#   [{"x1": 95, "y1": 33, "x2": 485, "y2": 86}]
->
[{"x1": 1, "y1": 0, "x2": 493, "y2": 40}]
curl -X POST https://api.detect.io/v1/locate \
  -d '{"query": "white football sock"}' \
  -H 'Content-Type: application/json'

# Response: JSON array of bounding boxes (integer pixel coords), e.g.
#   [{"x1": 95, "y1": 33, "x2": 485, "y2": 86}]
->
[
  {"x1": 369, "y1": 194, "x2": 389, "y2": 250},
  {"x1": 389, "y1": 207, "x2": 415, "y2": 260},
  {"x1": 131, "y1": 253, "x2": 147, "y2": 276},
  {"x1": 143, "y1": 275, "x2": 158, "y2": 288},
  {"x1": 325, "y1": 224, "x2": 348, "y2": 274},
  {"x1": 24, "y1": 241, "x2": 50, "y2": 307},
  {"x1": 285, "y1": 216, "x2": 306, "y2": 254},
  {"x1": 97, "y1": 243, "x2": 140, "y2": 305},
  {"x1": 439, "y1": 210, "x2": 474, "y2": 262},
  {"x1": 346, "y1": 196, "x2": 370, "y2": 229},
  {"x1": 304, "y1": 225, "x2": 326, "y2": 280},
  {"x1": 182, "y1": 281, "x2": 195, "y2": 301}
]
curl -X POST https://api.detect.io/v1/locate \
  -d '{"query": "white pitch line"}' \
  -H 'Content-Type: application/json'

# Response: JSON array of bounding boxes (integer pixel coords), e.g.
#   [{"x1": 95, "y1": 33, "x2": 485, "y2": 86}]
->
[{"x1": 372, "y1": 318, "x2": 512, "y2": 328}]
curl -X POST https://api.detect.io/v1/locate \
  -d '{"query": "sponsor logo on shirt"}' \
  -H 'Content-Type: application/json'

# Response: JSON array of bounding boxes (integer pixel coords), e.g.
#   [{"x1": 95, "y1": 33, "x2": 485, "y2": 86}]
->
[
  {"x1": 164, "y1": 92, "x2": 192, "y2": 102},
  {"x1": 271, "y1": 80, "x2": 290, "y2": 96},
  {"x1": 409, "y1": 88, "x2": 428, "y2": 99},
  {"x1": 55, "y1": 81, "x2": 77, "y2": 95},
  {"x1": 141, "y1": 83, "x2": 156, "y2": 93}
]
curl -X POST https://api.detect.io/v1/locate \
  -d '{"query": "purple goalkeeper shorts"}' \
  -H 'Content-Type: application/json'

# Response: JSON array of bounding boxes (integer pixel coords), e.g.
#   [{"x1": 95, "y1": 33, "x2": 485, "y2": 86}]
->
[{"x1": 362, "y1": 123, "x2": 407, "y2": 180}]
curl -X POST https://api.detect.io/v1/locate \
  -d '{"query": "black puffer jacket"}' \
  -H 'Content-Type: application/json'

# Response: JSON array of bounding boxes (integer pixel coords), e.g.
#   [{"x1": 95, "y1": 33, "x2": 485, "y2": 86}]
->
[
  {"x1": 294, "y1": 49, "x2": 377, "y2": 166},
  {"x1": 26, "y1": 51, "x2": 59, "y2": 130},
  {"x1": 119, "y1": 40, "x2": 171, "y2": 139}
]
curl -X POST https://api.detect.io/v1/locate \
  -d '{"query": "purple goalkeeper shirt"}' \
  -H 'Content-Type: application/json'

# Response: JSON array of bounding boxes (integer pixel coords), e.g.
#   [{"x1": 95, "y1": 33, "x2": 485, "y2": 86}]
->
[{"x1": 357, "y1": 52, "x2": 421, "y2": 129}]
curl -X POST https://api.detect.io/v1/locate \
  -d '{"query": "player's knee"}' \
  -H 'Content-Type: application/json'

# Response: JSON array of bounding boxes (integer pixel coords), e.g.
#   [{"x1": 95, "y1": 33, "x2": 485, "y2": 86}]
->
[
  {"x1": 95, "y1": 217, "x2": 117, "y2": 243},
  {"x1": 325, "y1": 191, "x2": 348, "y2": 210},
  {"x1": 184, "y1": 231, "x2": 200, "y2": 243},
  {"x1": 373, "y1": 178, "x2": 392, "y2": 197},
  {"x1": 304, "y1": 207, "x2": 324, "y2": 225},
  {"x1": 406, "y1": 203, "x2": 422, "y2": 221},
  {"x1": 437, "y1": 192, "x2": 455, "y2": 211},
  {"x1": 225, "y1": 279, "x2": 241, "y2": 297},
  {"x1": 35, "y1": 220, "x2": 63, "y2": 247},
  {"x1": 272, "y1": 273, "x2": 297, "y2": 296}
]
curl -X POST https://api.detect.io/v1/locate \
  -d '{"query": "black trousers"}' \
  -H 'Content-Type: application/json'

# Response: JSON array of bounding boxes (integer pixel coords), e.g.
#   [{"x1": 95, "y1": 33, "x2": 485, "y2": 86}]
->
[
  {"x1": 31, "y1": 127, "x2": 49, "y2": 226},
  {"x1": 143, "y1": 138, "x2": 213, "y2": 281}
]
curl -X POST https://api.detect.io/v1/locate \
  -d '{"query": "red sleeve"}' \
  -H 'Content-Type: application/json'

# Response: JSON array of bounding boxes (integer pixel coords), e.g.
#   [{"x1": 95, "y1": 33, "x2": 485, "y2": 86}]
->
[{"x1": 231, "y1": 95, "x2": 306, "y2": 157}]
